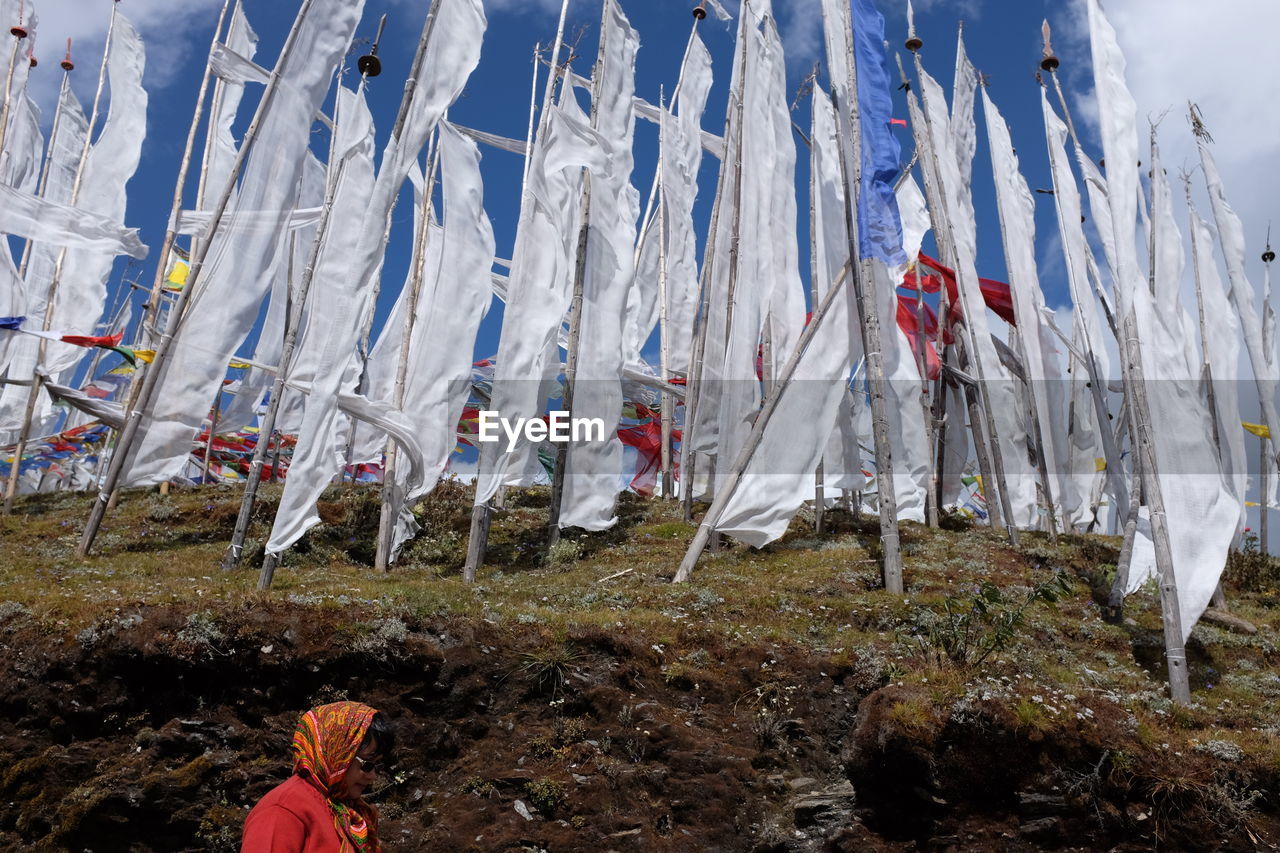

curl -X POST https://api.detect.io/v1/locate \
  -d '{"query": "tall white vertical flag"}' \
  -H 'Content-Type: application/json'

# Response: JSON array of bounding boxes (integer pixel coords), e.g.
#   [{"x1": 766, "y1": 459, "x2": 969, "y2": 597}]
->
[
  {"x1": 559, "y1": 0, "x2": 641, "y2": 531},
  {"x1": 1088, "y1": 0, "x2": 1236, "y2": 639}
]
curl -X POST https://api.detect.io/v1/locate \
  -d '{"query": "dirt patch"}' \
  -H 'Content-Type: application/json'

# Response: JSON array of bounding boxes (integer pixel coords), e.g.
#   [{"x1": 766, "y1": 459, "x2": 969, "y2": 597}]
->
[{"x1": 0, "y1": 602, "x2": 1274, "y2": 852}]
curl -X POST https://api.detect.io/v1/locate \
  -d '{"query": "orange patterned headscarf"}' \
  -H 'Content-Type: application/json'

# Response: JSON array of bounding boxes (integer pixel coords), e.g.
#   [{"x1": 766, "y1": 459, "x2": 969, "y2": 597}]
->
[{"x1": 292, "y1": 701, "x2": 381, "y2": 852}]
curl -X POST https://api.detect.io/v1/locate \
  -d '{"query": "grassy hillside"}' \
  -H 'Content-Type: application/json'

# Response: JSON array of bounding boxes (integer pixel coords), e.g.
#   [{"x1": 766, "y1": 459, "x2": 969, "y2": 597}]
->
[{"x1": 1, "y1": 483, "x2": 1278, "y2": 851}]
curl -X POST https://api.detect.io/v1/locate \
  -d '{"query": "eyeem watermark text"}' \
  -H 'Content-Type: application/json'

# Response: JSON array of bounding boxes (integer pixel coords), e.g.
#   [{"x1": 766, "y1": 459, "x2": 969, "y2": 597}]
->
[{"x1": 476, "y1": 411, "x2": 607, "y2": 453}]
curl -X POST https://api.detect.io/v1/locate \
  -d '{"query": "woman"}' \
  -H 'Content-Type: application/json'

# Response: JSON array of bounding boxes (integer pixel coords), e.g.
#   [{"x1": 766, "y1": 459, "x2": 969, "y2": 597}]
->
[{"x1": 241, "y1": 701, "x2": 395, "y2": 852}]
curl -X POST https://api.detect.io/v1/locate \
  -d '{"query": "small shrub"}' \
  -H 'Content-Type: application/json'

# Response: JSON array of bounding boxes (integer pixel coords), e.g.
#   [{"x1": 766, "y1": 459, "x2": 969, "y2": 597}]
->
[
  {"x1": 1013, "y1": 696, "x2": 1048, "y2": 731},
  {"x1": 514, "y1": 644, "x2": 584, "y2": 697},
  {"x1": 461, "y1": 776, "x2": 496, "y2": 798},
  {"x1": 524, "y1": 778, "x2": 566, "y2": 816},
  {"x1": 1223, "y1": 530, "x2": 1280, "y2": 594},
  {"x1": 885, "y1": 697, "x2": 936, "y2": 737},
  {"x1": 547, "y1": 538, "x2": 584, "y2": 566},
  {"x1": 0, "y1": 601, "x2": 30, "y2": 624},
  {"x1": 1195, "y1": 739, "x2": 1245, "y2": 762},
  {"x1": 146, "y1": 496, "x2": 180, "y2": 522},
  {"x1": 177, "y1": 611, "x2": 226, "y2": 654},
  {"x1": 352, "y1": 618, "x2": 409, "y2": 659},
  {"x1": 910, "y1": 572, "x2": 1074, "y2": 667}
]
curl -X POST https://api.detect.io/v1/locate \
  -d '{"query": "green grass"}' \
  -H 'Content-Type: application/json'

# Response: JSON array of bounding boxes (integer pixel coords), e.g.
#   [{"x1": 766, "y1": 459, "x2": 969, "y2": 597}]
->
[{"x1": 3, "y1": 482, "x2": 1280, "y2": 772}]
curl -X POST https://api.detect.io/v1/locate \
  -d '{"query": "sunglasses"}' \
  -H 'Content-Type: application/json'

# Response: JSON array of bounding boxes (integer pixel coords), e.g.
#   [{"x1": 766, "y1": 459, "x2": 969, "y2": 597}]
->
[{"x1": 352, "y1": 755, "x2": 388, "y2": 775}]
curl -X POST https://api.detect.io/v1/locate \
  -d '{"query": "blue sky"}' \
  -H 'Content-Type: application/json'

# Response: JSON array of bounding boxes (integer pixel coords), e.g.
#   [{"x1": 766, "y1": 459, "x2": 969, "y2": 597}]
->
[{"x1": 17, "y1": 0, "x2": 1279, "y2": 378}]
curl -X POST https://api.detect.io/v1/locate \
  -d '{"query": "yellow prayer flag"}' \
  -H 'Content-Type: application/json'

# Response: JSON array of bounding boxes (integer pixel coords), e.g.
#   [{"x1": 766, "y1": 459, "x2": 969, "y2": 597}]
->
[
  {"x1": 1242, "y1": 421, "x2": 1271, "y2": 440},
  {"x1": 1094, "y1": 457, "x2": 1107, "y2": 472},
  {"x1": 165, "y1": 259, "x2": 190, "y2": 290},
  {"x1": 134, "y1": 349, "x2": 156, "y2": 364}
]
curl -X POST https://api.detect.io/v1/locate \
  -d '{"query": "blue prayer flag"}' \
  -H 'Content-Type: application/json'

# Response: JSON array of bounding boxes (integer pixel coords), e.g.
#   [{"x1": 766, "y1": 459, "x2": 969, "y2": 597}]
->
[{"x1": 852, "y1": 0, "x2": 906, "y2": 266}]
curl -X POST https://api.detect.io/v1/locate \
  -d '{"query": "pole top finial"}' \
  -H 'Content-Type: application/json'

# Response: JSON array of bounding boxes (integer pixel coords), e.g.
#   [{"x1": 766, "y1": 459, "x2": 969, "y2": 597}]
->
[
  {"x1": 60, "y1": 37, "x2": 74, "y2": 71},
  {"x1": 10, "y1": 0, "x2": 26, "y2": 38},
  {"x1": 1040, "y1": 20, "x2": 1059, "y2": 71},
  {"x1": 693, "y1": 1, "x2": 707, "y2": 20},
  {"x1": 357, "y1": 14, "x2": 388, "y2": 78}
]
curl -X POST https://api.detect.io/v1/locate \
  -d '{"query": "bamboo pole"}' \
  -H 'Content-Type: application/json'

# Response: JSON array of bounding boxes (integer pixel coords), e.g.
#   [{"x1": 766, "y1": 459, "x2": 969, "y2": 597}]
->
[
  {"x1": 675, "y1": 260, "x2": 853, "y2": 582},
  {"x1": 910, "y1": 40, "x2": 1017, "y2": 545},
  {"x1": 656, "y1": 91, "x2": 675, "y2": 500},
  {"x1": 984, "y1": 104, "x2": 1058, "y2": 541},
  {"x1": 807, "y1": 94, "x2": 825, "y2": 533},
  {"x1": 200, "y1": 383, "x2": 223, "y2": 486},
  {"x1": 374, "y1": 140, "x2": 441, "y2": 571},
  {"x1": 0, "y1": 16, "x2": 25, "y2": 165},
  {"x1": 465, "y1": 0, "x2": 573, "y2": 582},
  {"x1": 228, "y1": 112, "x2": 358, "y2": 577},
  {"x1": 1040, "y1": 73, "x2": 1129, "y2": 531},
  {"x1": 5, "y1": 5, "x2": 119, "y2": 515},
  {"x1": 679, "y1": 8, "x2": 743, "y2": 524},
  {"x1": 547, "y1": 0, "x2": 613, "y2": 546},
  {"x1": 825, "y1": 13, "x2": 907, "y2": 589},
  {"x1": 79, "y1": 0, "x2": 319, "y2": 558}
]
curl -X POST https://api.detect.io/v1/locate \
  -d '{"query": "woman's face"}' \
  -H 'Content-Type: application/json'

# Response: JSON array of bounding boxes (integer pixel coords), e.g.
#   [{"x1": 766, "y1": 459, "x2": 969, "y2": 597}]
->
[{"x1": 339, "y1": 736, "x2": 381, "y2": 800}]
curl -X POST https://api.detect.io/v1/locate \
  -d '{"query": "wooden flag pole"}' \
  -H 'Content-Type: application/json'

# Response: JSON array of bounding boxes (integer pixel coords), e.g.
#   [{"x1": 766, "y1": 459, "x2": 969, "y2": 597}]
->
[
  {"x1": 983, "y1": 91, "x2": 1059, "y2": 542},
  {"x1": 911, "y1": 39, "x2": 1018, "y2": 545},
  {"x1": 825, "y1": 0, "x2": 906, "y2": 590},
  {"x1": 1045, "y1": 70, "x2": 1146, "y2": 617},
  {"x1": 78, "y1": 0, "x2": 318, "y2": 557},
  {"x1": 0, "y1": 4, "x2": 28, "y2": 163},
  {"x1": 897, "y1": 48, "x2": 1006, "y2": 535},
  {"x1": 680, "y1": 5, "x2": 746, "y2": 524},
  {"x1": 465, "y1": 0, "x2": 572, "y2": 582},
  {"x1": 1045, "y1": 38, "x2": 1190, "y2": 703},
  {"x1": 1121, "y1": 310, "x2": 1193, "y2": 704},
  {"x1": 674, "y1": 260, "x2": 852, "y2": 583},
  {"x1": 374, "y1": 139, "x2": 441, "y2": 571},
  {"x1": 547, "y1": 0, "x2": 612, "y2": 547},
  {"x1": 655, "y1": 90, "x2": 676, "y2": 500},
  {"x1": 1, "y1": 66, "x2": 75, "y2": 503},
  {"x1": 1263, "y1": 436, "x2": 1271, "y2": 556},
  {"x1": 225, "y1": 107, "x2": 361, "y2": 577},
  {"x1": 806, "y1": 93, "x2": 826, "y2": 533},
  {"x1": 1038, "y1": 68, "x2": 1129, "y2": 529}
]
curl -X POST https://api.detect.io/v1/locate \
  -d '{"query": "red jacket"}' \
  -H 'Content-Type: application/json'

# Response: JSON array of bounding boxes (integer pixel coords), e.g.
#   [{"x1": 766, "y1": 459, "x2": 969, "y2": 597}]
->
[{"x1": 241, "y1": 775, "x2": 349, "y2": 853}]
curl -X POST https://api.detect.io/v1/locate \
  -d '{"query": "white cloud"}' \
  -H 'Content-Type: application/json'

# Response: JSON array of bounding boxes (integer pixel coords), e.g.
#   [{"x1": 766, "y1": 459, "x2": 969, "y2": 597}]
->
[
  {"x1": 912, "y1": 0, "x2": 982, "y2": 20},
  {"x1": 1059, "y1": 0, "x2": 1280, "y2": 286},
  {"x1": 19, "y1": 0, "x2": 221, "y2": 120},
  {"x1": 777, "y1": 0, "x2": 822, "y2": 70}
]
